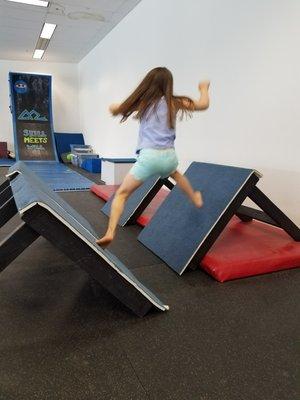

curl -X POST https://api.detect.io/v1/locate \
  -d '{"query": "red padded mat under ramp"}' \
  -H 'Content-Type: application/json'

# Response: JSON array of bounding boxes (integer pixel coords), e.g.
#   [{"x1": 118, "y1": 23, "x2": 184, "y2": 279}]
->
[
  {"x1": 137, "y1": 189, "x2": 170, "y2": 226},
  {"x1": 201, "y1": 217, "x2": 300, "y2": 282},
  {"x1": 91, "y1": 184, "x2": 300, "y2": 282},
  {"x1": 91, "y1": 184, "x2": 119, "y2": 202}
]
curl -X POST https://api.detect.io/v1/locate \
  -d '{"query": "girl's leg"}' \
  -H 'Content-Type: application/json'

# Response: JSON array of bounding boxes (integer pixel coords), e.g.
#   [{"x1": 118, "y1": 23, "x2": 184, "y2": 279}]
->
[
  {"x1": 97, "y1": 173, "x2": 143, "y2": 247},
  {"x1": 170, "y1": 170, "x2": 203, "y2": 208}
]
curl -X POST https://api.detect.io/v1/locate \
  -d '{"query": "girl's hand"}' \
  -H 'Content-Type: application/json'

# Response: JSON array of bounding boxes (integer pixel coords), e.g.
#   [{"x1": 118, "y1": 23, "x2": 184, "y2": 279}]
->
[
  {"x1": 109, "y1": 103, "x2": 119, "y2": 114},
  {"x1": 198, "y1": 81, "x2": 210, "y2": 91}
]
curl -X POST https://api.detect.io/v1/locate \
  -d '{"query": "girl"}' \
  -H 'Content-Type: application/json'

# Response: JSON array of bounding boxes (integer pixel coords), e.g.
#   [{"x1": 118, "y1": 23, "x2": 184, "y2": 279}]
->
[{"x1": 97, "y1": 67, "x2": 210, "y2": 246}]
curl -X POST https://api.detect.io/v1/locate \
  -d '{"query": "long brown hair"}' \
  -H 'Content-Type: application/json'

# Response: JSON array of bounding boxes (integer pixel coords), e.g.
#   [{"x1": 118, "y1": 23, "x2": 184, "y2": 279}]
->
[{"x1": 112, "y1": 67, "x2": 193, "y2": 129}]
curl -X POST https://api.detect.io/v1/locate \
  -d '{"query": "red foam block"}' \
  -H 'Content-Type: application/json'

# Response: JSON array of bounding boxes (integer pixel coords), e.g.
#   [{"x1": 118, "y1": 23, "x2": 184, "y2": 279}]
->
[
  {"x1": 90, "y1": 184, "x2": 119, "y2": 202},
  {"x1": 201, "y1": 217, "x2": 300, "y2": 282},
  {"x1": 137, "y1": 189, "x2": 170, "y2": 226}
]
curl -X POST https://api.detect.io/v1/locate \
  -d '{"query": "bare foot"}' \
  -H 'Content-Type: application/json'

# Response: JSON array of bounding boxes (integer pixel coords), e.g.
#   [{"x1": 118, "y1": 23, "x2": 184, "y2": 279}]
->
[
  {"x1": 193, "y1": 191, "x2": 203, "y2": 208},
  {"x1": 96, "y1": 234, "x2": 114, "y2": 247}
]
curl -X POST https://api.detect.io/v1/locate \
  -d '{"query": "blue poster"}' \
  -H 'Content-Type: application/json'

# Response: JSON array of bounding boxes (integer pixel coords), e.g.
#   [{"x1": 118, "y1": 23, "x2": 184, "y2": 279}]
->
[{"x1": 9, "y1": 72, "x2": 58, "y2": 161}]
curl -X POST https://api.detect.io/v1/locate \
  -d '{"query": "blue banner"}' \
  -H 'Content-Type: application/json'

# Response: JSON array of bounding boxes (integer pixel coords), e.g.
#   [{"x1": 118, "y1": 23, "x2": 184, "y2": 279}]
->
[{"x1": 9, "y1": 72, "x2": 58, "y2": 162}]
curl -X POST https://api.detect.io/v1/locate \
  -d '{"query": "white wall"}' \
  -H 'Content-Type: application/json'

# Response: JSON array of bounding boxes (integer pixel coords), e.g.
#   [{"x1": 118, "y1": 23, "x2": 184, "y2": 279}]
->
[
  {"x1": 79, "y1": 0, "x2": 300, "y2": 223},
  {"x1": 0, "y1": 59, "x2": 80, "y2": 150}
]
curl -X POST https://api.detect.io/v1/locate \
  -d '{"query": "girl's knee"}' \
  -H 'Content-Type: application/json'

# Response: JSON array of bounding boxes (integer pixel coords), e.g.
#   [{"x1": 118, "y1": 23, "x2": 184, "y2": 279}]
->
[{"x1": 116, "y1": 187, "x2": 130, "y2": 199}]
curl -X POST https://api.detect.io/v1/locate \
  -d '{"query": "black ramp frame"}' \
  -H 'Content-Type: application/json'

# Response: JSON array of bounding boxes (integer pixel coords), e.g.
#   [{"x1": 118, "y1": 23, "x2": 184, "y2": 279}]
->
[
  {"x1": 0, "y1": 162, "x2": 169, "y2": 317},
  {"x1": 0, "y1": 195, "x2": 18, "y2": 229},
  {"x1": 0, "y1": 222, "x2": 40, "y2": 272},
  {"x1": 247, "y1": 186, "x2": 300, "y2": 241}
]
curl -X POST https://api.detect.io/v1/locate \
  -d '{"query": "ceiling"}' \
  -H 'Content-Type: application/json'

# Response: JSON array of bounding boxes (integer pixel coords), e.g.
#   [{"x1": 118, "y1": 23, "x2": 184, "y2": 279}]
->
[{"x1": 0, "y1": 0, "x2": 141, "y2": 63}]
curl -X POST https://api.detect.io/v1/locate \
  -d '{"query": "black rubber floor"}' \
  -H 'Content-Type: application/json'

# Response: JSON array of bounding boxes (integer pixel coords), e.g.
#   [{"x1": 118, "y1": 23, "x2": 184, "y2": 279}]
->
[{"x1": 0, "y1": 166, "x2": 299, "y2": 400}]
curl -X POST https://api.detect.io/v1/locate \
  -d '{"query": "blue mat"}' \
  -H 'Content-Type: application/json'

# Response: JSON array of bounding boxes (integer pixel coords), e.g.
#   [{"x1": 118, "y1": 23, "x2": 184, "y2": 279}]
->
[
  {"x1": 138, "y1": 162, "x2": 260, "y2": 275},
  {"x1": 25, "y1": 162, "x2": 94, "y2": 192},
  {"x1": 0, "y1": 159, "x2": 15, "y2": 167},
  {"x1": 54, "y1": 133, "x2": 85, "y2": 162}
]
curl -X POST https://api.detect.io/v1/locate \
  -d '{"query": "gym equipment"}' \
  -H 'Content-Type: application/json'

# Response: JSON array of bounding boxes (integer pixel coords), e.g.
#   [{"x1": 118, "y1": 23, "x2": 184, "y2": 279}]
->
[
  {"x1": 9, "y1": 73, "x2": 58, "y2": 162},
  {"x1": 102, "y1": 175, "x2": 164, "y2": 226},
  {"x1": 54, "y1": 132, "x2": 85, "y2": 162},
  {"x1": 91, "y1": 184, "x2": 119, "y2": 202},
  {"x1": 9, "y1": 73, "x2": 93, "y2": 191},
  {"x1": 91, "y1": 175, "x2": 300, "y2": 281},
  {"x1": 0, "y1": 162, "x2": 168, "y2": 317},
  {"x1": 81, "y1": 158, "x2": 101, "y2": 173},
  {"x1": 200, "y1": 216, "x2": 300, "y2": 281},
  {"x1": 92, "y1": 182, "x2": 169, "y2": 226},
  {"x1": 101, "y1": 158, "x2": 136, "y2": 184},
  {"x1": 138, "y1": 162, "x2": 300, "y2": 274},
  {"x1": 96, "y1": 173, "x2": 172, "y2": 226}
]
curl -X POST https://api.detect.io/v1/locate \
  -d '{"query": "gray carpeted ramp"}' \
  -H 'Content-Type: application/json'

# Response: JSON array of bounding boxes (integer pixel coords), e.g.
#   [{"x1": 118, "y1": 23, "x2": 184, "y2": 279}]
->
[{"x1": 0, "y1": 162, "x2": 168, "y2": 316}]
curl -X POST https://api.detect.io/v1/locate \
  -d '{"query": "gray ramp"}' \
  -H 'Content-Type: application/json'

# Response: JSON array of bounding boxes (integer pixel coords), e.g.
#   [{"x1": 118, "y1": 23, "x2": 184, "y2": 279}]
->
[
  {"x1": 138, "y1": 162, "x2": 261, "y2": 275},
  {"x1": 101, "y1": 175, "x2": 163, "y2": 226},
  {"x1": 4, "y1": 162, "x2": 168, "y2": 316},
  {"x1": 8, "y1": 162, "x2": 91, "y2": 229}
]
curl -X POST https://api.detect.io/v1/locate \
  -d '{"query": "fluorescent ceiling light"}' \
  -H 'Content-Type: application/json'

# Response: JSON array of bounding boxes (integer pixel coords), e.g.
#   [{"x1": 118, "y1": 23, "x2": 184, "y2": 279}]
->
[
  {"x1": 40, "y1": 23, "x2": 56, "y2": 39},
  {"x1": 7, "y1": 0, "x2": 49, "y2": 7},
  {"x1": 33, "y1": 49, "x2": 44, "y2": 59}
]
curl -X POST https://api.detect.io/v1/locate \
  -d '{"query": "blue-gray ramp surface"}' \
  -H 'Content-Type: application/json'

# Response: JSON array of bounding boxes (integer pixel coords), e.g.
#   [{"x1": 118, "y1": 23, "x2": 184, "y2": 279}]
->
[
  {"x1": 102, "y1": 175, "x2": 162, "y2": 226},
  {"x1": 7, "y1": 162, "x2": 168, "y2": 316},
  {"x1": 138, "y1": 162, "x2": 261, "y2": 275},
  {"x1": 25, "y1": 162, "x2": 93, "y2": 192}
]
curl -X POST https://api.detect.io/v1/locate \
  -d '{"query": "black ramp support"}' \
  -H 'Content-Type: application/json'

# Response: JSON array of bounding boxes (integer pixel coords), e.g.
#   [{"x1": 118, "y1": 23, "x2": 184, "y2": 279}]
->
[
  {"x1": 0, "y1": 180, "x2": 10, "y2": 195},
  {"x1": 0, "y1": 222, "x2": 40, "y2": 272},
  {"x1": 22, "y1": 206, "x2": 157, "y2": 317},
  {"x1": 0, "y1": 185, "x2": 13, "y2": 207},
  {"x1": 249, "y1": 186, "x2": 300, "y2": 241},
  {"x1": 236, "y1": 205, "x2": 278, "y2": 226},
  {"x1": 0, "y1": 196, "x2": 18, "y2": 228},
  {"x1": 162, "y1": 178, "x2": 175, "y2": 191}
]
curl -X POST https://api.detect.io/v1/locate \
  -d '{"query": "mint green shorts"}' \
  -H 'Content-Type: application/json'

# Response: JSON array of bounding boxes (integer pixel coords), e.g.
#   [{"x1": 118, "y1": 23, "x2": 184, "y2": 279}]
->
[{"x1": 130, "y1": 148, "x2": 178, "y2": 181}]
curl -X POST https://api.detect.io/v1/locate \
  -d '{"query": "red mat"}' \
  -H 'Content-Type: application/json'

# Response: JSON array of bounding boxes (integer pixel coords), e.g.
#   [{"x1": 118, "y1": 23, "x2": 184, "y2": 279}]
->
[
  {"x1": 91, "y1": 184, "x2": 119, "y2": 202},
  {"x1": 91, "y1": 184, "x2": 300, "y2": 282},
  {"x1": 137, "y1": 189, "x2": 170, "y2": 226},
  {"x1": 201, "y1": 217, "x2": 300, "y2": 282}
]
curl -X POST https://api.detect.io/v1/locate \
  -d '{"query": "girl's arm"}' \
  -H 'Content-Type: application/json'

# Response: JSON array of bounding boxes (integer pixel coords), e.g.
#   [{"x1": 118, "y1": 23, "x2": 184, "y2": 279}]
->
[
  {"x1": 194, "y1": 81, "x2": 210, "y2": 110},
  {"x1": 176, "y1": 81, "x2": 210, "y2": 112}
]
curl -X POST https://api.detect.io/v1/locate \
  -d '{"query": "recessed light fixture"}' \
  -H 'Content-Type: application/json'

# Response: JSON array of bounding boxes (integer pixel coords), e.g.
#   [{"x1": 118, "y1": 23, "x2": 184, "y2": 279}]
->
[
  {"x1": 32, "y1": 22, "x2": 56, "y2": 60},
  {"x1": 7, "y1": 0, "x2": 49, "y2": 7},
  {"x1": 33, "y1": 49, "x2": 45, "y2": 59},
  {"x1": 40, "y1": 23, "x2": 56, "y2": 39}
]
